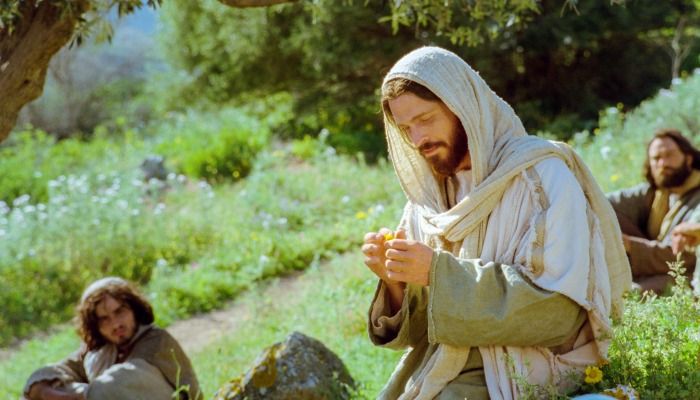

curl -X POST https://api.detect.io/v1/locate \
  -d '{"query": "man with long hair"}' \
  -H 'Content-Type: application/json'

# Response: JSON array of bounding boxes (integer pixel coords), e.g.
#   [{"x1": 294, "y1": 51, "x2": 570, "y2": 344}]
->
[
  {"x1": 24, "y1": 277, "x2": 201, "y2": 400},
  {"x1": 608, "y1": 128, "x2": 700, "y2": 294},
  {"x1": 361, "y1": 46, "x2": 630, "y2": 399}
]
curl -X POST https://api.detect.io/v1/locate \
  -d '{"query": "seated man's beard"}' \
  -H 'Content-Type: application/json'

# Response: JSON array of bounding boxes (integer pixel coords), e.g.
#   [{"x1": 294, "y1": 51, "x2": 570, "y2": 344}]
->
[
  {"x1": 426, "y1": 123, "x2": 469, "y2": 177},
  {"x1": 655, "y1": 162, "x2": 691, "y2": 188}
]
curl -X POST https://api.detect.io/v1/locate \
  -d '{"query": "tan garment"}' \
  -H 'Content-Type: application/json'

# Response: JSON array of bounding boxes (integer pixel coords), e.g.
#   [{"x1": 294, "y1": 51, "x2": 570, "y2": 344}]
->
[{"x1": 648, "y1": 169, "x2": 700, "y2": 240}]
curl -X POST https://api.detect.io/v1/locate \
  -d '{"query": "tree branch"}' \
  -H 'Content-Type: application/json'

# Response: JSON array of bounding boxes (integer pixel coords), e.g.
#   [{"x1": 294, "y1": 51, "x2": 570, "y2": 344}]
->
[{"x1": 218, "y1": 0, "x2": 298, "y2": 8}]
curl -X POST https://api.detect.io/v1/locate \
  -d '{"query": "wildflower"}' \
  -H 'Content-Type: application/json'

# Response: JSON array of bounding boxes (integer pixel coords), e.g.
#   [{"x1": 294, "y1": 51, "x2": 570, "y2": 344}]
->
[
  {"x1": 584, "y1": 365, "x2": 603, "y2": 384},
  {"x1": 13, "y1": 194, "x2": 31, "y2": 207},
  {"x1": 610, "y1": 174, "x2": 619, "y2": 182},
  {"x1": 384, "y1": 233, "x2": 395, "y2": 241},
  {"x1": 602, "y1": 384, "x2": 639, "y2": 400},
  {"x1": 356, "y1": 211, "x2": 367, "y2": 219}
]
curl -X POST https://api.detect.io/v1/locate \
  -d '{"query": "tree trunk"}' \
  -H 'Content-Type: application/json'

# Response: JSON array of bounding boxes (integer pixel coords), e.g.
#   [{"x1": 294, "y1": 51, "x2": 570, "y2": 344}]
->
[{"x1": 0, "y1": 0, "x2": 89, "y2": 143}]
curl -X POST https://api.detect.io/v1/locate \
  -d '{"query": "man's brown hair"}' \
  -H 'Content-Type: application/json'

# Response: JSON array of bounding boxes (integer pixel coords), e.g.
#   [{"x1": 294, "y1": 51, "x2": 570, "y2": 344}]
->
[
  {"x1": 77, "y1": 279, "x2": 154, "y2": 351},
  {"x1": 381, "y1": 78, "x2": 441, "y2": 122},
  {"x1": 643, "y1": 128, "x2": 700, "y2": 187}
]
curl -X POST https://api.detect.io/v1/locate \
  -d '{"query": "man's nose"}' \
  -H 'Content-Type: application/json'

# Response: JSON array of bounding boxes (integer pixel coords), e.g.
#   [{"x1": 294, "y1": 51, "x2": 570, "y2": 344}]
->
[
  {"x1": 409, "y1": 126, "x2": 429, "y2": 146},
  {"x1": 657, "y1": 157, "x2": 671, "y2": 168},
  {"x1": 106, "y1": 318, "x2": 119, "y2": 330}
]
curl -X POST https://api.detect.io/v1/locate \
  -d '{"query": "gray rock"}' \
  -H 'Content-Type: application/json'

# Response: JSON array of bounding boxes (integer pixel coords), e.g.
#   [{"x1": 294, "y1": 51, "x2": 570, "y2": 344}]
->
[
  {"x1": 213, "y1": 332, "x2": 355, "y2": 400},
  {"x1": 140, "y1": 154, "x2": 168, "y2": 181}
]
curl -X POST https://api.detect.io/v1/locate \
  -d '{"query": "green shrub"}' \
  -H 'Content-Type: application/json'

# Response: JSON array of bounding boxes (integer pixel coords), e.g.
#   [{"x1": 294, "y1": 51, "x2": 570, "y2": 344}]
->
[
  {"x1": 0, "y1": 129, "x2": 55, "y2": 204},
  {"x1": 575, "y1": 260, "x2": 700, "y2": 399},
  {"x1": 154, "y1": 109, "x2": 270, "y2": 182}
]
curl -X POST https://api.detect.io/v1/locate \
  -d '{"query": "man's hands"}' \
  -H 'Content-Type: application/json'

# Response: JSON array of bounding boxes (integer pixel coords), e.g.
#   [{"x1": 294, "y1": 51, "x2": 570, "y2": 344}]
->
[
  {"x1": 671, "y1": 222, "x2": 700, "y2": 254},
  {"x1": 362, "y1": 229, "x2": 433, "y2": 287},
  {"x1": 362, "y1": 228, "x2": 433, "y2": 313}
]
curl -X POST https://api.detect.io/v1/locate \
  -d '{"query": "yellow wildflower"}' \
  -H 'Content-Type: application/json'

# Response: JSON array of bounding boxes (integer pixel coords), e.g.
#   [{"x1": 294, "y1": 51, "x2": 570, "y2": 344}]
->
[
  {"x1": 584, "y1": 365, "x2": 603, "y2": 384},
  {"x1": 610, "y1": 174, "x2": 619, "y2": 182},
  {"x1": 384, "y1": 233, "x2": 395, "y2": 241},
  {"x1": 356, "y1": 211, "x2": 367, "y2": 219}
]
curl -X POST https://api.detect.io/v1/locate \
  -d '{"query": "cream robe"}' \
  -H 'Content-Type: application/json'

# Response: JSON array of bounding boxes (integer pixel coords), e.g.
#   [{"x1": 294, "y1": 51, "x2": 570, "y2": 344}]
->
[
  {"x1": 372, "y1": 46, "x2": 631, "y2": 399},
  {"x1": 371, "y1": 159, "x2": 602, "y2": 399}
]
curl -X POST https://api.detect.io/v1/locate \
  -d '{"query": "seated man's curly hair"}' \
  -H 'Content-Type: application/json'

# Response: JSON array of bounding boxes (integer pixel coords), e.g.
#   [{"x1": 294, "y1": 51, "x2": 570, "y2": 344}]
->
[{"x1": 76, "y1": 278, "x2": 154, "y2": 351}]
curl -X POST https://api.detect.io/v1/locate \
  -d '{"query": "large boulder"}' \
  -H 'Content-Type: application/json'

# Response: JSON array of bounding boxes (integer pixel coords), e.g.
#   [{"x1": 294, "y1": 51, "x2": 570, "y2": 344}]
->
[{"x1": 213, "y1": 331, "x2": 355, "y2": 400}]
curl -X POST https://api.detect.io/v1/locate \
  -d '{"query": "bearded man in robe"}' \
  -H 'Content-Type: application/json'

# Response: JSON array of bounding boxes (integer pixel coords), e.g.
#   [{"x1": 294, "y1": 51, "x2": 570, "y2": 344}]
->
[
  {"x1": 607, "y1": 128, "x2": 700, "y2": 294},
  {"x1": 361, "y1": 46, "x2": 631, "y2": 400}
]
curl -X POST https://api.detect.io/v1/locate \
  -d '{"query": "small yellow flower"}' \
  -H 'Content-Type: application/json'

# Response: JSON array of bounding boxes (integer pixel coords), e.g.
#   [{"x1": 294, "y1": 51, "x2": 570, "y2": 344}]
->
[
  {"x1": 584, "y1": 365, "x2": 603, "y2": 384},
  {"x1": 384, "y1": 233, "x2": 394, "y2": 241},
  {"x1": 356, "y1": 211, "x2": 367, "y2": 219},
  {"x1": 610, "y1": 174, "x2": 619, "y2": 182}
]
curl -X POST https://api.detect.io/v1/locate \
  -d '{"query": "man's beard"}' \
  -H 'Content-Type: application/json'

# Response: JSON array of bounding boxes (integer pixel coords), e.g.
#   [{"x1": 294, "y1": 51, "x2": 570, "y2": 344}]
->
[
  {"x1": 654, "y1": 162, "x2": 692, "y2": 188},
  {"x1": 420, "y1": 123, "x2": 469, "y2": 177}
]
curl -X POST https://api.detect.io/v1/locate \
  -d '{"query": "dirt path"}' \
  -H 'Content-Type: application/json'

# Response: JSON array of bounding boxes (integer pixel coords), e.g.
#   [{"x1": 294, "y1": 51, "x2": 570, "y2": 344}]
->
[{"x1": 165, "y1": 270, "x2": 310, "y2": 355}]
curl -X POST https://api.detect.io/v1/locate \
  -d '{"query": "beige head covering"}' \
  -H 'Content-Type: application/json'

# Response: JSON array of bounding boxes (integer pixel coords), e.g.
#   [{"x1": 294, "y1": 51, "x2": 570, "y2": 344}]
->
[
  {"x1": 381, "y1": 46, "x2": 631, "y2": 399},
  {"x1": 80, "y1": 277, "x2": 129, "y2": 304}
]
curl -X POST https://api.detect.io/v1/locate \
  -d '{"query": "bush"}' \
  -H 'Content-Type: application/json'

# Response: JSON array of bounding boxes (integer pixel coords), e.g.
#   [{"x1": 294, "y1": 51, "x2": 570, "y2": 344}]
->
[
  {"x1": 154, "y1": 109, "x2": 270, "y2": 182},
  {"x1": 0, "y1": 129, "x2": 55, "y2": 204},
  {"x1": 575, "y1": 260, "x2": 700, "y2": 399}
]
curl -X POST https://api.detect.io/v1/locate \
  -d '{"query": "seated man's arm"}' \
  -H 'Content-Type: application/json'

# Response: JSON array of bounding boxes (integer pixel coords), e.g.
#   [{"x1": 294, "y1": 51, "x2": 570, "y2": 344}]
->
[
  {"x1": 27, "y1": 382, "x2": 84, "y2": 400},
  {"x1": 625, "y1": 234, "x2": 696, "y2": 276},
  {"x1": 606, "y1": 183, "x2": 652, "y2": 230},
  {"x1": 25, "y1": 351, "x2": 88, "y2": 400}
]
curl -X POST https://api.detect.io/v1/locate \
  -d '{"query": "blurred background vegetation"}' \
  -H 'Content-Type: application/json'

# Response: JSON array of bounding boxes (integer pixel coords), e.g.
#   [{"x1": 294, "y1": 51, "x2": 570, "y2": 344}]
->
[
  {"x1": 1, "y1": 0, "x2": 700, "y2": 398},
  {"x1": 13, "y1": 0, "x2": 700, "y2": 148}
]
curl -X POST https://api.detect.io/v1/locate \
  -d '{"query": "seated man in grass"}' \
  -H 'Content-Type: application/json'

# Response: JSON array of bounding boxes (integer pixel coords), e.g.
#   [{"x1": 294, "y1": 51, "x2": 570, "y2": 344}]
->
[
  {"x1": 607, "y1": 128, "x2": 700, "y2": 294},
  {"x1": 24, "y1": 277, "x2": 201, "y2": 400},
  {"x1": 361, "y1": 46, "x2": 630, "y2": 399}
]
